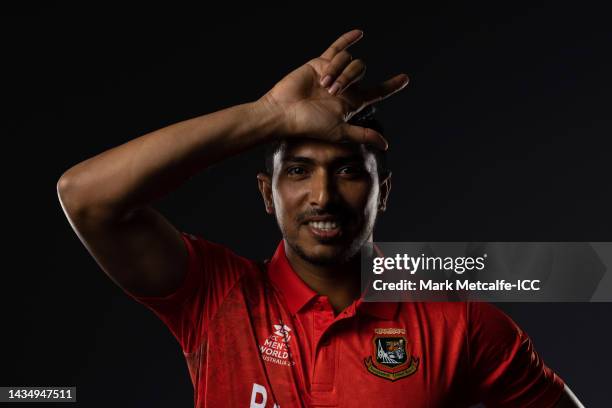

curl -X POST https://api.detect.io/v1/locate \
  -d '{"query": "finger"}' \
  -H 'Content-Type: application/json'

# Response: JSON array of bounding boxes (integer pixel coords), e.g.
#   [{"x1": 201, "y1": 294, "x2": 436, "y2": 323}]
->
[
  {"x1": 361, "y1": 74, "x2": 410, "y2": 106},
  {"x1": 320, "y1": 51, "x2": 352, "y2": 87},
  {"x1": 340, "y1": 123, "x2": 388, "y2": 151},
  {"x1": 329, "y1": 59, "x2": 366, "y2": 96},
  {"x1": 320, "y1": 29, "x2": 364, "y2": 60}
]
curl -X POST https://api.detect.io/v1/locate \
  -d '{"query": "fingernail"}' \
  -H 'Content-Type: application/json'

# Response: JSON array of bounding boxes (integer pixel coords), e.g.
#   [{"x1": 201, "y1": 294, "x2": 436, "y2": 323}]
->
[
  {"x1": 320, "y1": 75, "x2": 332, "y2": 87},
  {"x1": 328, "y1": 82, "x2": 341, "y2": 95}
]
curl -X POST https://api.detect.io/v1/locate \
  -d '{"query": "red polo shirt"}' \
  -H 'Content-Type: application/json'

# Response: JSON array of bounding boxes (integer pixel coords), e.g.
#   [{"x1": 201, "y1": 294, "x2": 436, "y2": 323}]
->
[{"x1": 128, "y1": 232, "x2": 565, "y2": 407}]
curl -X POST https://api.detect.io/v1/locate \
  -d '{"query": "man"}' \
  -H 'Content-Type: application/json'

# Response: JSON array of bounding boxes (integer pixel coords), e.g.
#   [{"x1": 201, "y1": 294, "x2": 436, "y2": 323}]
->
[{"x1": 57, "y1": 30, "x2": 583, "y2": 407}]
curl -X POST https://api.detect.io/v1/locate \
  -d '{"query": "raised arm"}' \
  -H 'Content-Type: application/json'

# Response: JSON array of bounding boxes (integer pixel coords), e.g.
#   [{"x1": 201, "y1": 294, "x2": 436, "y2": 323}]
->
[{"x1": 56, "y1": 29, "x2": 408, "y2": 298}]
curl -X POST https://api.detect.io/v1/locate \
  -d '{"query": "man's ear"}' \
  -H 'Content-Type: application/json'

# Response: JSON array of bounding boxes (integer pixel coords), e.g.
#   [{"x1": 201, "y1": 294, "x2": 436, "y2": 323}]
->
[
  {"x1": 378, "y1": 171, "x2": 392, "y2": 212},
  {"x1": 256, "y1": 172, "x2": 275, "y2": 214}
]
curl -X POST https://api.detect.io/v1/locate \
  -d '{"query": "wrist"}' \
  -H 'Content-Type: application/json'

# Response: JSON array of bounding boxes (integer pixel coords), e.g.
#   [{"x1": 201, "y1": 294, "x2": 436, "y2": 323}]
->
[{"x1": 251, "y1": 93, "x2": 290, "y2": 141}]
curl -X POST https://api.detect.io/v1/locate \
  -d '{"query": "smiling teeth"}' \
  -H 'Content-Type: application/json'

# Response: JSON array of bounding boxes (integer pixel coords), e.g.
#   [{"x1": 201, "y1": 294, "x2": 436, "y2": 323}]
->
[{"x1": 309, "y1": 221, "x2": 339, "y2": 230}]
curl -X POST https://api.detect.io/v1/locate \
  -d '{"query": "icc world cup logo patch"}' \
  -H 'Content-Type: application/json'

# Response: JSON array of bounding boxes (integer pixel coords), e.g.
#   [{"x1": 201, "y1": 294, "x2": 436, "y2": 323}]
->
[{"x1": 364, "y1": 328, "x2": 419, "y2": 381}]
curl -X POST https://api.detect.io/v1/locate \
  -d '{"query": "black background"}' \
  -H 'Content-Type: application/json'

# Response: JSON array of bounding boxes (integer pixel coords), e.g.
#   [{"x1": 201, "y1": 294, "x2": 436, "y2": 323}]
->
[{"x1": 2, "y1": 4, "x2": 611, "y2": 407}]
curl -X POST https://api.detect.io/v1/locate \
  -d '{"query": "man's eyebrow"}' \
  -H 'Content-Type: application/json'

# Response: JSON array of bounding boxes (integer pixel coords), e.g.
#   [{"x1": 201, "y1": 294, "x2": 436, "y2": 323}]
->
[
  {"x1": 282, "y1": 156, "x2": 316, "y2": 165},
  {"x1": 330, "y1": 154, "x2": 366, "y2": 165}
]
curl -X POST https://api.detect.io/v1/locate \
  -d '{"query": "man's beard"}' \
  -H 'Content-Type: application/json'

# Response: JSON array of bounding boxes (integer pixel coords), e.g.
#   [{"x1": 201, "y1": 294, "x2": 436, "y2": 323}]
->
[{"x1": 283, "y1": 221, "x2": 375, "y2": 267}]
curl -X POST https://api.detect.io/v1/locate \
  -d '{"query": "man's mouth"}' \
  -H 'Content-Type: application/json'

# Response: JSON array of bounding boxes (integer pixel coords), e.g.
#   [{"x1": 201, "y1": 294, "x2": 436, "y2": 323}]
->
[{"x1": 307, "y1": 220, "x2": 342, "y2": 239}]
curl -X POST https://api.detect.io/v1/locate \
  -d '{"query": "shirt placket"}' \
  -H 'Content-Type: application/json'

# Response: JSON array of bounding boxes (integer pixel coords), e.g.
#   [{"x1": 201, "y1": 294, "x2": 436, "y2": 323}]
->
[{"x1": 308, "y1": 297, "x2": 358, "y2": 406}]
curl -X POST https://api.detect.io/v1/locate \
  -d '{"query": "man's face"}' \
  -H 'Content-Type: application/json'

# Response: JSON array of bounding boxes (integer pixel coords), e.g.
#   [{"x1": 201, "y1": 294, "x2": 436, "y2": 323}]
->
[{"x1": 257, "y1": 138, "x2": 391, "y2": 266}]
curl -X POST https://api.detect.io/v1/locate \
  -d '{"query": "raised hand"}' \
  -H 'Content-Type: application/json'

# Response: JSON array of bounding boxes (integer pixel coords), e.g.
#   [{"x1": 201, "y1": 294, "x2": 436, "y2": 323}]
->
[{"x1": 260, "y1": 29, "x2": 409, "y2": 150}]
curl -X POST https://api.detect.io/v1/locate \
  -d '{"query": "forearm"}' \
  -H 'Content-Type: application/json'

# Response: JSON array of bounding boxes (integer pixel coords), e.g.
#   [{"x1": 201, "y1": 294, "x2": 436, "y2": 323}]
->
[{"x1": 58, "y1": 97, "x2": 282, "y2": 220}]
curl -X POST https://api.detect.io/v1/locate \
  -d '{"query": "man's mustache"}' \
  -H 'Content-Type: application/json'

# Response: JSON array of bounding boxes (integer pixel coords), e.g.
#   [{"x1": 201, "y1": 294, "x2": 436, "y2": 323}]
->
[{"x1": 296, "y1": 208, "x2": 353, "y2": 224}]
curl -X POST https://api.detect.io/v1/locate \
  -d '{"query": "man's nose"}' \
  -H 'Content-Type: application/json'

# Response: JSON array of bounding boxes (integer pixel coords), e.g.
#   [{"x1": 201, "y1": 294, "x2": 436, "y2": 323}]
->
[{"x1": 309, "y1": 170, "x2": 336, "y2": 207}]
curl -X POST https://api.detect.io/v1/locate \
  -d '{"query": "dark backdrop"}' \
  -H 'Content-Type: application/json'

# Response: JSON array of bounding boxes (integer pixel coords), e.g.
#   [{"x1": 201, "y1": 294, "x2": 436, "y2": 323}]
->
[{"x1": 3, "y1": 4, "x2": 611, "y2": 407}]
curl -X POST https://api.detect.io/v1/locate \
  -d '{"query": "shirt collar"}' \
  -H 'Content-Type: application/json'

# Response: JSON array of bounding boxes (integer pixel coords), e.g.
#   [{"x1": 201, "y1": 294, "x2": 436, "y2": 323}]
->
[{"x1": 266, "y1": 240, "x2": 398, "y2": 320}]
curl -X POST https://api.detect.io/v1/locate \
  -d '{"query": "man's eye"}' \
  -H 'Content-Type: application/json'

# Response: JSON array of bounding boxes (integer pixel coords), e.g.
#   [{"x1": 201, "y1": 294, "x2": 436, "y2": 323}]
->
[
  {"x1": 338, "y1": 166, "x2": 361, "y2": 175},
  {"x1": 287, "y1": 166, "x2": 306, "y2": 176}
]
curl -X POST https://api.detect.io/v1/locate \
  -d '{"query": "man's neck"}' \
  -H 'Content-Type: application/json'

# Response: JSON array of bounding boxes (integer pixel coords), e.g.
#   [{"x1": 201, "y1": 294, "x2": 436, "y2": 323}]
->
[{"x1": 284, "y1": 242, "x2": 372, "y2": 315}]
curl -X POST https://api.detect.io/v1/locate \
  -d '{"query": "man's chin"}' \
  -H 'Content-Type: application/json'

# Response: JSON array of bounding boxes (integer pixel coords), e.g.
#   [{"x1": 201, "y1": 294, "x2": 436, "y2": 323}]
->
[{"x1": 289, "y1": 240, "x2": 355, "y2": 266}]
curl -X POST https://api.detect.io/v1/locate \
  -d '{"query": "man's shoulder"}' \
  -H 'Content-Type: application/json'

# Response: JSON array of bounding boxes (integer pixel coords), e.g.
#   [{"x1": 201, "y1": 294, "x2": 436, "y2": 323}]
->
[
  {"x1": 182, "y1": 232, "x2": 267, "y2": 276},
  {"x1": 397, "y1": 302, "x2": 519, "y2": 340}
]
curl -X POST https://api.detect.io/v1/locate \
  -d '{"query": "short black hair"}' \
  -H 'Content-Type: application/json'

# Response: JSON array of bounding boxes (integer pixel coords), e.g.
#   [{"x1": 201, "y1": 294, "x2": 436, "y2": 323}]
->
[{"x1": 264, "y1": 106, "x2": 388, "y2": 178}]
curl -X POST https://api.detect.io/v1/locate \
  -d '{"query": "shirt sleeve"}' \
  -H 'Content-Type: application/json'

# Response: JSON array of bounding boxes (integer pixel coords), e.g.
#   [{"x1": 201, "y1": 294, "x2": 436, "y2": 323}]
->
[
  {"x1": 467, "y1": 302, "x2": 565, "y2": 408},
  {"x1": 124, "y1": 232, "x2": 248, "y2": 354}
]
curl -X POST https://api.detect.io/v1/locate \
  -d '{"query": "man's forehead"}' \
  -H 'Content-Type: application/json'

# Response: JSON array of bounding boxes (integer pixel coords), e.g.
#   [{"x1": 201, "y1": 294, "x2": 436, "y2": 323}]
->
[{"x1": 277, "y1": 138, "x2": 369, "y2": 163}]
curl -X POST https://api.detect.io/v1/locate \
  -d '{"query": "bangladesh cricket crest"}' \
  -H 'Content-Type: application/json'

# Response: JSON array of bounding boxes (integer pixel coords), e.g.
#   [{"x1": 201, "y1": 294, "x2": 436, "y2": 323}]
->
[{"x1": 363, "y1": 328, "x2": 419, "y2": 381}]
